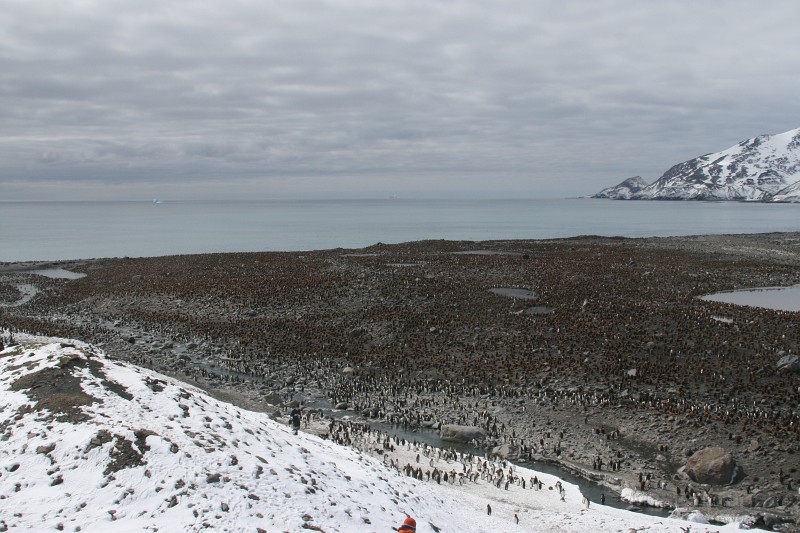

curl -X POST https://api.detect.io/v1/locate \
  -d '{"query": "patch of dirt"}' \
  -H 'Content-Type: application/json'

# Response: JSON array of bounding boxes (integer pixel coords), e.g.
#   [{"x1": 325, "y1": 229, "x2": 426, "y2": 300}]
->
[
  {"x1": 103, "y1": 430, "x2": 155, "y2": 475},
  {"x1": 9, "y1": 357, "x2": 98, "y2": 422},
  {"x1": 104, "y1": 436, "x2": 142, "y2": 475},
  {"x1": 145, "y1": 376, "x2": 167, "y2": 393}
]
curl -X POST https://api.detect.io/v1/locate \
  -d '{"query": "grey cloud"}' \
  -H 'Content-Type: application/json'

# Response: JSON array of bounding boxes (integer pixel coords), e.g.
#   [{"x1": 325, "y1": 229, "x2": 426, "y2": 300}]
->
[{"x1": 2, "y1": 0, "x2": 799, "y2": 200}]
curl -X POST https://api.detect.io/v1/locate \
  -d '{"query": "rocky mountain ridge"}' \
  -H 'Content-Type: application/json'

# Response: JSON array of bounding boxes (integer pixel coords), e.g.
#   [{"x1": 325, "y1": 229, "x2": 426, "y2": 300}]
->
[
  {"x1": 593, "y1": 128, "x2": 800, "y2": 202},
  {"x1": 592, "y1": 176, "x2": 648, "y2": 199}
]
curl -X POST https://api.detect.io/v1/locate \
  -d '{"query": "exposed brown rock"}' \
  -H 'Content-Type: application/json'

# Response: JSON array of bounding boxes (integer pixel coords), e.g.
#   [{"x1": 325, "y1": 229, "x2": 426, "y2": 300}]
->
[{"x1": 684, "y1": 447, "x2": 736, "y2": 485}]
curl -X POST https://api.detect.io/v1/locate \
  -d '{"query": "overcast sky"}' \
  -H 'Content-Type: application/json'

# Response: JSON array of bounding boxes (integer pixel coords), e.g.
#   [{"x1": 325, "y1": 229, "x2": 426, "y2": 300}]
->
[{"x1": 2, "y1": 0, "x2": 799, "y2": 201}]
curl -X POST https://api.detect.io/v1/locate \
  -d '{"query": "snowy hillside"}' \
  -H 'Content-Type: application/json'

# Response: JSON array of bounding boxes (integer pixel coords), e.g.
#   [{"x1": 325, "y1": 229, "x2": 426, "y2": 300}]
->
[
  {"x1": 0, "y1": 335, "x2": 763, "y2": 532},
  {"x1": 594, "y1": 127, "x2": 800, "y2": 201}
]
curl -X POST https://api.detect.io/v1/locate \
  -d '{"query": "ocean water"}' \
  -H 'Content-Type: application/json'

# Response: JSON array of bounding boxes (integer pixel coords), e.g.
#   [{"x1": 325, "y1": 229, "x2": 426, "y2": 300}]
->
[{"x1": 1, "y1": 198, "x2": 798, "y2": 262}]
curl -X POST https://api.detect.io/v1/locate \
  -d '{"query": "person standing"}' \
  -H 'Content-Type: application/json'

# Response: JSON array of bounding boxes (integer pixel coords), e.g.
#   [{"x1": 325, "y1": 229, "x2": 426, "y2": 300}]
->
[{"x1": 290, "y1": 407, "x2": 302, "y2": 435}]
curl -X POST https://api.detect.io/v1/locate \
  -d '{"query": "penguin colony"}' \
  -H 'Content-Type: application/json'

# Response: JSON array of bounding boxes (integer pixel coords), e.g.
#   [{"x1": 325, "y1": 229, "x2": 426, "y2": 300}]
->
[{"x1": 2, "y1": 233, "x2": 799, "y2": 518}]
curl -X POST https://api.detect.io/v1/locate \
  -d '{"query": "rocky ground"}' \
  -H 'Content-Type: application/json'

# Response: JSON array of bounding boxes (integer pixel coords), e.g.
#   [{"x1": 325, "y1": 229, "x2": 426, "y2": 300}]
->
[{"x1": 2, "y1": 233, "x2": 799, "y2": 529}]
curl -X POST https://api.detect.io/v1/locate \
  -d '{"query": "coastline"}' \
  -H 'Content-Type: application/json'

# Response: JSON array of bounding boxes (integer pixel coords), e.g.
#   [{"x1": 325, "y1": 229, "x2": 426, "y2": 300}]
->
[{"x1": 2, "y1": 232, "x2": 799, "y2": 529}]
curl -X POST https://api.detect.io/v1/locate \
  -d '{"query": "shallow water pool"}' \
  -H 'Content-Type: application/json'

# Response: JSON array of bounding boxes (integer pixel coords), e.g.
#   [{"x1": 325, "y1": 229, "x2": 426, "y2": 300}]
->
[
  {"x1": 25, "y1": 268, "x2": 87, "y2": 280},
  {"x1": 700, "y1": 284, "x2": 800, "y2": 312}
]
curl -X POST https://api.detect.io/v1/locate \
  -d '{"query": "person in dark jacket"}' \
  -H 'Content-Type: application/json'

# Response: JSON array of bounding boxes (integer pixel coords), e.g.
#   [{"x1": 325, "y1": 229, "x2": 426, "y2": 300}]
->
[{"x1": 290, "y1": 407, "x2": 302, "y2": 435}]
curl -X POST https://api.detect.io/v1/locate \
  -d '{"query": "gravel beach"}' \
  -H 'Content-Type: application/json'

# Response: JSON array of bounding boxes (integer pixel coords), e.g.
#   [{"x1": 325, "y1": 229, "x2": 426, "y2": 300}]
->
[{"x1": 2, "y1": 232, "x2": 799, "y2": 529}]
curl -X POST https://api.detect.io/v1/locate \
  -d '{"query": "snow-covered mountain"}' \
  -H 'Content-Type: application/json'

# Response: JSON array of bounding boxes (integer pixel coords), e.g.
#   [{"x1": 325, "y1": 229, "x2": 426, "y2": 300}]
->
[
  {"x1": 593, "y1": 128, "x2": 800, "y2": 201},
  {"x1": 591, "y1": 176, "x2": 648, "y2": 199},
  {"x1": 0, "y1": 335, "x2": 761, "y2": 532}
]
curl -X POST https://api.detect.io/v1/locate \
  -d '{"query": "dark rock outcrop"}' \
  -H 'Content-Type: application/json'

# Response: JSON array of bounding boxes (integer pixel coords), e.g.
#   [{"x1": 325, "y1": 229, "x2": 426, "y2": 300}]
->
[{"x1": 776, "y1": 354, "x2": 800, "y2": 373}]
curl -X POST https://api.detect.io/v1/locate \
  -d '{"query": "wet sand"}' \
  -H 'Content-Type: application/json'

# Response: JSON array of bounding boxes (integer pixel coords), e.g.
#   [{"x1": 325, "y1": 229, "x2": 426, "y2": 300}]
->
[{"x1": 2, "y1": 232, "x2": 799, "y2": 528}]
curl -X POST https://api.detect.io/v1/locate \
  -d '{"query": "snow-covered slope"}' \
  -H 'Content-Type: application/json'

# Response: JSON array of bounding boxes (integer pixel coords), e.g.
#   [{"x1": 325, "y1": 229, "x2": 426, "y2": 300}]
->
[
  {"x1": 636, "y1": 127, "x2": 800, "y2": 201},
  {"x1": 0, "y1": 336, "x2": 762, "y2": 532},
  {"x1": 591, "y1": 176, "x2": 649, "y2": 199}
]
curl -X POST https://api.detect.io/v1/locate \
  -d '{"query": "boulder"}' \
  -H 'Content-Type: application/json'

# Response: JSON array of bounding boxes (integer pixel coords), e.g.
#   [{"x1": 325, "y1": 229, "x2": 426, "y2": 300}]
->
[
  {"x1": 36, "y1": 443, "x2": 56, "y2": 455},
  {"x1": 749, "y1": 490, "x2": 768, "y2": 508},
  {"x1": 776, "y1": 354, "x2": 800, "y2": 373},
  {"x1": 684, "y1": 447, "x2": 736, "y2": 485},
  {"x1": 305, "y1": 419, "x2": 331, "y2": 438},
  {"x1": 761, "y1": 513, "x2": 782, "y2": 530},
  {"x1": 491, "y1": 443, "x2": 521, "y2": 459},
  {"x1": 762, "y1": 496, "x2": 781, "y2": 509},
  {"x1": 439, "y1": 424, "x2": 486, "y2": 443},
  {"x1": 263, "y1": 392, "x2": 283, "y2": 406}
]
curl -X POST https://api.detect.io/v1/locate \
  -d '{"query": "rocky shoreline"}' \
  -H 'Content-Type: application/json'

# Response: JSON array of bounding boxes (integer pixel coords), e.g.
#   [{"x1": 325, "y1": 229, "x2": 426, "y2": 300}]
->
[{"x1": 2, "y1": 233, "x2": 799, "y2": 530}]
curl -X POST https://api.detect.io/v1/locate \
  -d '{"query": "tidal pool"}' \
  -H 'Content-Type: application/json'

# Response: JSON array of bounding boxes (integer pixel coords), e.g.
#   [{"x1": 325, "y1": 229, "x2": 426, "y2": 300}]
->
[
  {"x1": 526, "y1": 306, "x2": 555, "y2": 315},
  {"x1": 454, "y1": 250, "x2": 521, "y2": 256},
  {"x1": 489, "y1": 288, "x2": 537, "y2": 300},
  {"x1": 25, "y1": 268, "x2": 87, "y2": 280},
  {"x1": 700, "y1": 284, "x2": 800, "y2": 312}
]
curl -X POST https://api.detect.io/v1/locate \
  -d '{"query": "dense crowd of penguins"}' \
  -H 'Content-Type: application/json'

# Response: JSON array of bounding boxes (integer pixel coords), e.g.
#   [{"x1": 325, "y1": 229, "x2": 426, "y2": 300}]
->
[
  {"x1": 324, "y1": 418, "x2": 734, "y2": 510},
  {"x1": 2, "y1": 237, "x2": 800, "y2": 499}
]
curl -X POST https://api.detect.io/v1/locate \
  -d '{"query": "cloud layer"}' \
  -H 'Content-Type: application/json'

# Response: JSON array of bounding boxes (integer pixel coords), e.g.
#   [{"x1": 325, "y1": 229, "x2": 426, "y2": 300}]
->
[{"x1": 2, "y1": 0, "x2": 799, "y2": 199}]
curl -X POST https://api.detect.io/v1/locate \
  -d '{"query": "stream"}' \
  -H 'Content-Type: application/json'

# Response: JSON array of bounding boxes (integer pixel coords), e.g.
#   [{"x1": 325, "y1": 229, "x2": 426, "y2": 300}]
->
[{"x1": 330, "y1": 415, "x2": 672, "y2": 518}]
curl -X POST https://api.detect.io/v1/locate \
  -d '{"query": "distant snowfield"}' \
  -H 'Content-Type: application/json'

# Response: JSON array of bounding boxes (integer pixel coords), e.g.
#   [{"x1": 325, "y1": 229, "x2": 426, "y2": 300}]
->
[{"x1": 0, "y1": 334, "x2": 764, "y2": 532}]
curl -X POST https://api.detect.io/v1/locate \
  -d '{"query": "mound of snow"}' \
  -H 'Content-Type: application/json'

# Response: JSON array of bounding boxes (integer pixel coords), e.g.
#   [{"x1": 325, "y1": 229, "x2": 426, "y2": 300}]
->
[{"x1": 620, "y1": 487, "x2": 668, "y2": 508}]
